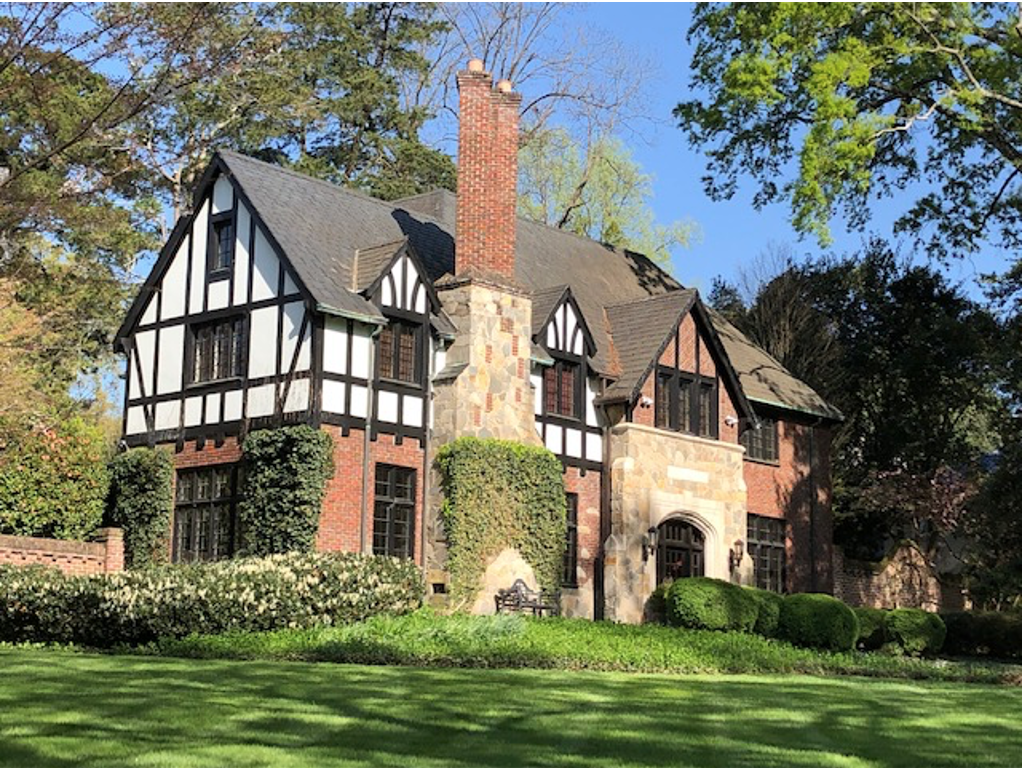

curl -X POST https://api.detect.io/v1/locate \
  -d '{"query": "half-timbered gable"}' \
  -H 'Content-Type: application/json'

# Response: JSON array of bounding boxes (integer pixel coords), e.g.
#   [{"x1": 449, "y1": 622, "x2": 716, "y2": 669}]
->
[
  {"x1": 530, "y1": 286, "x2": 603, "y2": 469},
  {"x1": 117, "y1": 162, "x2": 315, "y2": 447},
  {"x1": 359, "y1": 239, "x2": 447, "y2": 445}
]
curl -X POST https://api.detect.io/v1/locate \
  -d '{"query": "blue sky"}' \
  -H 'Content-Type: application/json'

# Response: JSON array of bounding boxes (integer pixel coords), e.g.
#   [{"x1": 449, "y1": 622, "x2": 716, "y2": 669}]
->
[{"x1": 581, "y1": 3, "x2": 1006, "y2": 299}]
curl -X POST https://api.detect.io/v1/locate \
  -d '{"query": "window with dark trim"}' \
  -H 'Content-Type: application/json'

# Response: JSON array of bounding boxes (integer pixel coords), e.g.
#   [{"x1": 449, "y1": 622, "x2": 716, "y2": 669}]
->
[
  {"x1": 748, "y1": 513, "x2": 787, "y2": 593},
  {"x1": 654, "y1": 367, "x2": 717, "y2": 438},
  {"x1": 373, "y1": 464, "x2": 416, "y2": 559},
  {"x1": 173, "y1": 465, "x2": 239, "y2": 563},
  {"x1": 378, "y1": 320, "x2": 421, "y2": 384},
  {"x1": 741, "y1": 418, "x2": 779, "y2": 463},
  {"x1": 543, "y1": 360, "x2": 580, "y2": 418},
  {"x1": 189, "y1": 316, "x2": 246, "y2": 384},
  {"x1": 209, "y1": 214, "x2": 234, "y2": 275},
  {"x1": 562, "y1": 493, "x2": 579, "y2": 587}
]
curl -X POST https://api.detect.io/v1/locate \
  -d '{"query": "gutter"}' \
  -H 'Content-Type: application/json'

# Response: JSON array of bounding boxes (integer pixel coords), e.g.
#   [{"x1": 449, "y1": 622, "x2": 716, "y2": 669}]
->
[{"x1": 316, "y1": 302, "x2": 386, "y2": 327}]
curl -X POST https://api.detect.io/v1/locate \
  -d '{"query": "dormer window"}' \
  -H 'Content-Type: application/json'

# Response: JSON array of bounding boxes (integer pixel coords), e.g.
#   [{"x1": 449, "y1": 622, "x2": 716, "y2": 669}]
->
[
  {"x1": 543, "y1": 360, "x2": 580, "y2": 419},
  {"x1": 209, "y1": 213, "x2": 234, "y2": 276},
  {"x1": 378, "y1": 319, "x2": 421, "y2": 384}
]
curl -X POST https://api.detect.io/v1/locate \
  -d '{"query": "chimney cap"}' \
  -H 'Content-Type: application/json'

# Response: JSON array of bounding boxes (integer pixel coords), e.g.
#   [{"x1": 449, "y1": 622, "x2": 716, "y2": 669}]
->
[
  {"x1": 467, "y1": 58, "x2": 484, "y2": 73},
  {"x1": 496, "y1": 79, "x2": 513, "y2": 94}
]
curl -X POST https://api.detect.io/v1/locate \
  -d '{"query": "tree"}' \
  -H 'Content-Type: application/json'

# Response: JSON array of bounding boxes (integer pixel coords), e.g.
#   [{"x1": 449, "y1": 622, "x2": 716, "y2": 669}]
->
[
  {"x1": 518, "y1": 128, "x2": 697, "y2": 264},
  {"x1": 711, "y1": 240, "x2": 1002, "y2": 559},
  {"x1": 677, "y1": 3, "x2": 1022, "y2": 265}
]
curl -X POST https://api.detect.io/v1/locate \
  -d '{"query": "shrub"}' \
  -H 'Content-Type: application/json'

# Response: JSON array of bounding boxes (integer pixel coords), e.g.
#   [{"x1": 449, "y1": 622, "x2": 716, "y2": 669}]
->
[
  {"x1": 436, "y1": 437, "x2": 566, "y2": 605},
  {"x1": 239, "y1": 426, "x2": 334, "y2": 555},
  {"x1": 942, "y1": 611, "x2": 1022, "y2": 659},
  {"x1": 883, "y1": 608, "x2": 946, "y2": 656},
  {"x1": 665, "y1": 577, "x2": 759, "y2": 633},
  {"x1": 0, "y1": 552, "x2": 423, "y2": 647},
  {"x1": 105, "y1": 448, "x2": 174, "y2": 568},
  {"x1": 745, "y1": 586, "x2": 784, "y2": 637},
  {"x1": 0, "y1": 415, "x2": 109, "y2": 540},
  {"x1": 854, "y1": 607, "x2": 887, "y2": 651},
  {"x1": 778, "y1": 593, "x2": 859, "y2": 651},
  {"x1": 644, "y1": 582, "x2": 670, "y2": 624}
]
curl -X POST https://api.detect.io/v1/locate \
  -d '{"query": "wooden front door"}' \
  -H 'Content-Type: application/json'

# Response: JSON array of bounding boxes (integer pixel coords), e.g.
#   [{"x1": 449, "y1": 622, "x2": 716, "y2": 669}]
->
[{"x1": 657, "y1": 519, "x2": 705, "y2": 584}]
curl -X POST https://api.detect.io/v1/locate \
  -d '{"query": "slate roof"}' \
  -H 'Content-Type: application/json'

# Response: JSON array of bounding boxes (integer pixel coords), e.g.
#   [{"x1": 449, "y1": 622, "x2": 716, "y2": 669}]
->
[
  {"x1": 602, "y1": 291, "x2": 697, "y2": 402},
  {"x1": 212, "y1": 153, "x2": 840, "y2": 420}
]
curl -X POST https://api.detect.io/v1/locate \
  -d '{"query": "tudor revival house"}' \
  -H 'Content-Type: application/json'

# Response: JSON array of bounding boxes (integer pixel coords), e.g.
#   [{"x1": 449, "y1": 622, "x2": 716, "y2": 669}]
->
[{"x1": 116, "y1": 60, "x2": 842, "y2": 622}]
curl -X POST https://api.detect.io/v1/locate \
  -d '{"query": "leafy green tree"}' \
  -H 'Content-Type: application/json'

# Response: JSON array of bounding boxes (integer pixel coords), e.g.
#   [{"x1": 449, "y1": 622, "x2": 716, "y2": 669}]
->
[
  {"x1": 518, "y1": 128, "x2": 697, "y2": 264},
  {"x1": 711, "y1": 240, "x2": 1001, "y2": 558},
  {"x1": 677, "y1": 3, "x2": 1022, "y2": 264},
  {"x1": 0, "y1": 414, "x2": 111, "y2": 540}
]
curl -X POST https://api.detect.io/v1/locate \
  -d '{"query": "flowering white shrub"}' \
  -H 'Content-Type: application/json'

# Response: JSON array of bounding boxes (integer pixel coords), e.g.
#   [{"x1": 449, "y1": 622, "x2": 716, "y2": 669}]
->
[{"x1": 0, "y1": 552, "x2": 423, "y2": 646}]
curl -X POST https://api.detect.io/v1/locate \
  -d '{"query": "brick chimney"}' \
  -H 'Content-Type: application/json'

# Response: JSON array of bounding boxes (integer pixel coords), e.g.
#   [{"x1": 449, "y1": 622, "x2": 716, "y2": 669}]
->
[{"x1": 455, "y1": 59, "x2": 521, "y2": 281}]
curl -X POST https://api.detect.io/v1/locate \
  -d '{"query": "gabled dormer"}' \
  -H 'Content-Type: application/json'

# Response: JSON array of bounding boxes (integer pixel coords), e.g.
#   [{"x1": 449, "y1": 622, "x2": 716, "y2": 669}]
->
[
  {"x1": 530, "y1": 285, "x2": 603, "y2": 468},
  {"x1": 354, "y1": 239, "x2": 450, "y2": 444},
  {"x1": 600, "y1": 291, "x2": 756, "y2": 443}
]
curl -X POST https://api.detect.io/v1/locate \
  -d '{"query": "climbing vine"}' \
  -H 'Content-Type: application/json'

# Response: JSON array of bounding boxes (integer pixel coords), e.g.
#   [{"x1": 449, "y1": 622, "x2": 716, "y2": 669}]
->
[{"x1": 436, "y1": 437, "x2": 566, "y2": 607}]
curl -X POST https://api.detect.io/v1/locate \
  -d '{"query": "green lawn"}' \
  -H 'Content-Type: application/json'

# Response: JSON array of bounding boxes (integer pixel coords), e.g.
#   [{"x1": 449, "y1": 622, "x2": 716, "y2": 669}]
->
[{"x1": 2, "y1": 648, "x2": 1021, "y2": 767}]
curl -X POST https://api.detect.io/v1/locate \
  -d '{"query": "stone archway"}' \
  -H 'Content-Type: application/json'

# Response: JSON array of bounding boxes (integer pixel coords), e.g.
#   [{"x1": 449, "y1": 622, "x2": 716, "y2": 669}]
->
[{"x1": 649, "y1": 505, "x2": 725, "y2": 581}]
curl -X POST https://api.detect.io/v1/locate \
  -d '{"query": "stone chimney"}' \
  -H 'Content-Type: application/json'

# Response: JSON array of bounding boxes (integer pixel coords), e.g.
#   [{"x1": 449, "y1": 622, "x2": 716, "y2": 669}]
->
[{"x1": 455, "y1": 59, "x2": 521, "y2": 281}]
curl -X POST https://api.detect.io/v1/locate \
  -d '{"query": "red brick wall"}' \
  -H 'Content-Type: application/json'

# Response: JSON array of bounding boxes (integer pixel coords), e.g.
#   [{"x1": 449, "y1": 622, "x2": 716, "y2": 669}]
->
[
  {"x1": 833, "y1": 542, "x2": 967, "y2": 612},
  {"x1": 635, "y1": 308, "x2": 737, "y2": 441},
  {"x1": 0, "y1": 528, "x2": 123, "y2": 576},
  {"x1": 563, "y1": 466, "x2": 600, "y2": 597},
  {"x1": 318, "y1": 426, "x2": 365, "y2": 553},
  {"x1": 744, "y1": 419, "x2": 833, "y2": 593}
]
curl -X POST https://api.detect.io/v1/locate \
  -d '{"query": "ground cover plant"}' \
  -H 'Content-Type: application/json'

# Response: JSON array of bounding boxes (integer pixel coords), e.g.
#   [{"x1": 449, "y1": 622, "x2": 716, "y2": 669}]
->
[
  {"x1": 2, "y1": 646, "x2": 1021, "y2": 768},
  {"x1": 146, "y1": 611, "x2": 1022, "y2": 686}
]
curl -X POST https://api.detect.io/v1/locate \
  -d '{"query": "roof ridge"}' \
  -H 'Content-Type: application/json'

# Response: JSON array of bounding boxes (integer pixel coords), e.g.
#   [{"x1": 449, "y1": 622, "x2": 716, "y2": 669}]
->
[
  {"x1": 605, "y1": 287, "x2": 695, "y2": 310},
  {"x1": 219, "y1": 150, "x2": 455, "y2": 229}
]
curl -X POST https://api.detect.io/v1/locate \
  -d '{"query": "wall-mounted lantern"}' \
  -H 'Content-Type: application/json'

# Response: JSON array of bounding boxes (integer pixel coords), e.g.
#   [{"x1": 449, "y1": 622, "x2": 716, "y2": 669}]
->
[
  {"x1": 642, "y1": 526, "x2": 658, "y2": 562},
  {"x1": 729, "y1": 539, "x2": 745, "y2": 573}
]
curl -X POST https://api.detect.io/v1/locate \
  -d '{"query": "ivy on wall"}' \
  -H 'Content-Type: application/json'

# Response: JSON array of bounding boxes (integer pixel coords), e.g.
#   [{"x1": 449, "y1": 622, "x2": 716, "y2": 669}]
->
[
  {"x1": 239, "y1": 426, "x2": 334, "y2": 556},
  {"x1": 106, "y1": 447, "x2": 174, "y2": 568},
  {"x1": 436, "y1": 437, "x2": 566, "y2": 607}
]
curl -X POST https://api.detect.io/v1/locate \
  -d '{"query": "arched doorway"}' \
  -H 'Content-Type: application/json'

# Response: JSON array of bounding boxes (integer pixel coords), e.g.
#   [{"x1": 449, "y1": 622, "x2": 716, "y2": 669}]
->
[{"x1": 657, "y1": 518, "x2": 705, "y2": 584}]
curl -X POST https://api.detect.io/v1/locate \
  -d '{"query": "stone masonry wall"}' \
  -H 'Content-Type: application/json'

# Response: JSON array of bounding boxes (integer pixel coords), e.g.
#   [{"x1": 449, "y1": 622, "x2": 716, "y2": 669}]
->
[
  {"x1": 427, "y1": 279, "x2": 541, "y2": 575},
  {"x1": 605, "y1": 422, "x2": 748, "y2": 623},
  {"x1": 0, "y1": 529, "x2": 123, "y2": 576}
]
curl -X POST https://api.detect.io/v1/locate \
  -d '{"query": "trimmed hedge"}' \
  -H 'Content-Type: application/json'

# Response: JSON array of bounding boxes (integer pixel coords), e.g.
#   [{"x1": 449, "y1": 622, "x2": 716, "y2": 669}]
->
[
  {"x1": 0, "y1": 552, "x2": 423, "y2": 647},
  {"x1": 239, "y1": 426, "x2": 334, "y2": 556},
  {"x1": 436, "y1": 437, "x2": 566, "y2": 605},
  {"x1": 883, "y1": 608, "x2": 946, "y2": 656},
  {"x1": 745, "y1": 586, "x2": 784, "y2": 638},
  {"x1": 854, "y1": 607, "x2": 887, "y2": 651},
  {"x1": 943, "y1": 611, "x2": 1022, "y2": 660},
  {"x1": 665, "y1": 577, "x2": 758, "y2": 633},
  {"x1": 105, "y1": 448, "x2": 174, "y2": 568},
  {"x1": 779, "y1": 593, "x2": 859, "y2": 651}
]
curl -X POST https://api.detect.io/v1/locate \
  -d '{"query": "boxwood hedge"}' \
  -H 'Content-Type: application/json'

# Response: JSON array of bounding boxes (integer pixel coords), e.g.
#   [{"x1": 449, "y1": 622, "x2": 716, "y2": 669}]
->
[
  {"x1": 665, "y1": 577, "x2": 759, "y2": 632},
  {"x1": 779, "y1": 593, "x2": 859, "y2": 651}
]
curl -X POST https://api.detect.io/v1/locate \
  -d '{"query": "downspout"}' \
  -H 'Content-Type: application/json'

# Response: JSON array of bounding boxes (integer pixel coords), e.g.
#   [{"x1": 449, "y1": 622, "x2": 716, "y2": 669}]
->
[
  {"x1": 594, "y1": 399, "x2": 613, "y2": 621},
  {"x1": 360, "y1": 326, "x2": 380, "y2": 553},
  {"x1": 807, "y1": 416, "x2": 824, "y2": 592},
  {"x1": 420, "y1": 339, "x2": 437, "y2": 570}
]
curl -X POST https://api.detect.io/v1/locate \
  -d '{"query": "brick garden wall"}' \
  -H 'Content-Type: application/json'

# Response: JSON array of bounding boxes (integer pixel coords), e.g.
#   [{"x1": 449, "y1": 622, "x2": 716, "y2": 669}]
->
[
  {"x1": 0, "y1": 528, "x2": 123, "y2": 576},
  {"x1": 833, "y1": 541, "x2": 968, "y2": 612}
]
